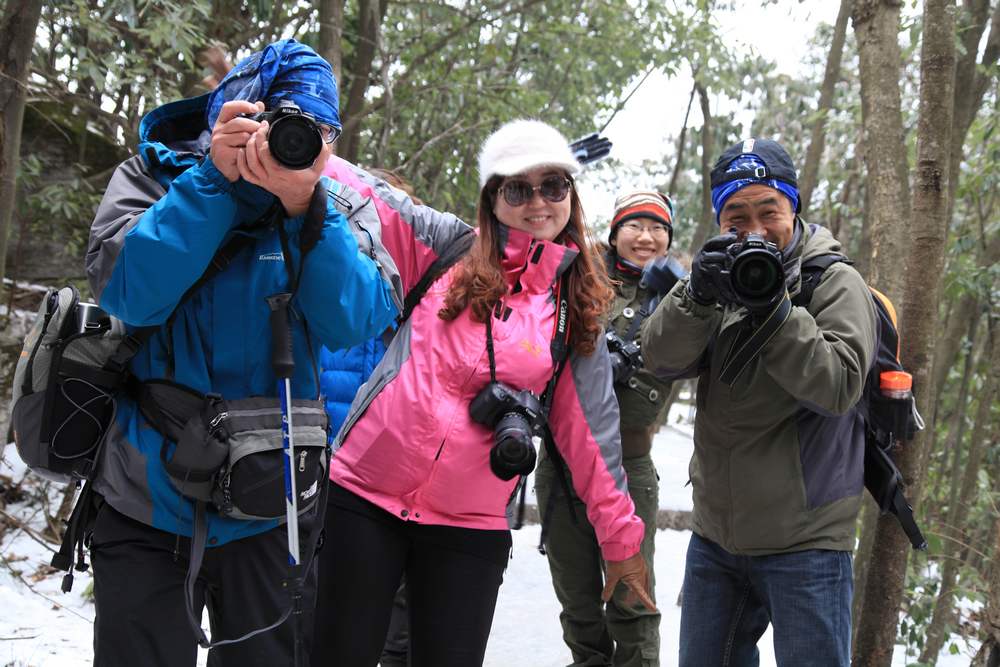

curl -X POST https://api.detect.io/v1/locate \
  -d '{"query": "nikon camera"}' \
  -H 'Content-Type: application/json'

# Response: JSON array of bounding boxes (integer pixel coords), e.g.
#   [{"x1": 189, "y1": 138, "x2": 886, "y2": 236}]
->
[
  {"x1": 723, "y1": 232, "x2": 785, "y2": 311},
  {"x1": 239, "y1": 101, "x2": 325, "y2": 170},
  {"x1": 469, "y1": 382, "x2": 548, "y2": 481}
]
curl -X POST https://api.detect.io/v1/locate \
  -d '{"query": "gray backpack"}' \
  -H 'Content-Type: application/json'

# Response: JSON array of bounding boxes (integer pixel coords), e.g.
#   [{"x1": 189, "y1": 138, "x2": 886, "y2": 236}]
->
[{"x1": 9, "y1": 285, "x2": 126, "y2": 483}]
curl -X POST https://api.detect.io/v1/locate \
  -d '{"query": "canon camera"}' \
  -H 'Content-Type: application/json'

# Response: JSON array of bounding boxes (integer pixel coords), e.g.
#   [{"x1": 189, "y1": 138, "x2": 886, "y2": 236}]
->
[
  {"x1": 469, "y1": 382, "x2": 547, "y2": 481},
  {"x1": 724, "y1": 232, "x2": 785, "y2": 311},
  {"x1": 240, "y1": 101, "x2": 325, "y2": 170}
]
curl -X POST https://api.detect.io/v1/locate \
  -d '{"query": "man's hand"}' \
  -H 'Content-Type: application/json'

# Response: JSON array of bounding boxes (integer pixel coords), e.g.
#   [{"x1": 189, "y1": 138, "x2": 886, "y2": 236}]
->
[
  {"x1": 687, "y1": 230, "x2": 738, "y2": 306},
  {"x1": 602, "y1": 553, "x2": 657, "y2": 612},
  {"x1": 237, "y1": 121, "x2": 331, "y2": 217},
  {"x1": 210, "y1": 100, "x2": 265, "y2": 183}
]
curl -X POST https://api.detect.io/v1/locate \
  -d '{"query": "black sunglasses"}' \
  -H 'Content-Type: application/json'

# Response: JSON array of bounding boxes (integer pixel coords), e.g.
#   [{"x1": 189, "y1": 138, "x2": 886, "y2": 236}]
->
[{"x1": 498, "y1": 176, "x2": 573, "y2": 207}]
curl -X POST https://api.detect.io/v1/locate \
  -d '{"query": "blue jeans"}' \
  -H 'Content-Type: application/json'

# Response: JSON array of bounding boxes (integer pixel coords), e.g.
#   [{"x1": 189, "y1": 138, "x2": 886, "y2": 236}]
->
[{"x1": 679, "y1": 533, "x2": 852, "y2": 667}]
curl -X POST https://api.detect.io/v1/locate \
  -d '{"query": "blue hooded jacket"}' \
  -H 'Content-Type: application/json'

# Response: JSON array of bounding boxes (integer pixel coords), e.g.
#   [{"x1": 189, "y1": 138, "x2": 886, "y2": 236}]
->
[
  {"x1": 319, "y1": 336, "x2": 388, "y2": 436},
  {"x1": 85, "y1": 89, "x2": 396, "y2": 545}
]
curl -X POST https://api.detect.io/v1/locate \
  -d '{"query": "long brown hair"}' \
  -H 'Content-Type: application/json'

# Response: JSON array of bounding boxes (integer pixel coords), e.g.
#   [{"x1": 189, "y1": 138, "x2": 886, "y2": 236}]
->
[{"x1": 439, "y1": 174, "x2": 613, "y2": 356}]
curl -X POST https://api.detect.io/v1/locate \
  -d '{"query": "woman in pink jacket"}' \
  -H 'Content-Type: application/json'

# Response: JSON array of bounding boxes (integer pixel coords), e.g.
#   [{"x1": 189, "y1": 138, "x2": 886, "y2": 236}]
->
[{"x1": 313, "y1": 119, "x2": 655, "y2": 667}]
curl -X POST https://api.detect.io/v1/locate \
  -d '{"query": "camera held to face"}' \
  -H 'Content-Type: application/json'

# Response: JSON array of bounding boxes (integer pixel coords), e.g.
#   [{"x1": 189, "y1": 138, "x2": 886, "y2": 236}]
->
[
  {"x1": 606, "y1": 331, "x2": 643, "y2": 385},
  {"x1": 469, "y1": 381, "x2": 548, "y2": 481},
  {"x1": 723, "y1": 232, "x2": 785, "y2": 311},
  {"x1": 240, "y1": 101, "x2": 325, "y2": 170}
]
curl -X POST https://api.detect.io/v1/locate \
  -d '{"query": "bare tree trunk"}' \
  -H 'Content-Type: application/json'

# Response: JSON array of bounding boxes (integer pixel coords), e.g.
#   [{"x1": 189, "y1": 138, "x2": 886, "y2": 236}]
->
[
  {"x1": 851, "y1": 497, "x2": 879, "y2": 649},
  {"x1": 0, "y1": 0, "x2": 45, "y2": 303},
  {"x1": 667, "y1": 82, "x2": 696, "y2": 196},
  {"x1": 318, "y1": 0, "x2": 345, "y2": 86},
  {"x1": 972, "y1": 513, "x2": 1000, "y2": 666},
  {"x1": 939, "y1": 312, "x2": 983, "y2": 511},
  {"x1": 338, "y1": 0, "x2": 383, "y2": 163},
  {"x1": 799, "y1": 0, "x2": 852, "y2": 216},
  {"x1": 851, "y1": 0, "x2": 912, "y2": 307},
  {"x1": 688, "y1": 81, "x2": 714, "y2": 254},
  {"x1": 852, "y1": 2, "x2": 956, "y2": 665},
  {"x1": 920, "y1": 316, "x2": 998, "y2": 662}
]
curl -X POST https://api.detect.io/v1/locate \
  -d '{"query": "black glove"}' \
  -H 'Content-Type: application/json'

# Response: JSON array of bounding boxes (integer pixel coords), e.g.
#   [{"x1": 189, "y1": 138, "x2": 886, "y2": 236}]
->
[
  {"x1": 640, "y1": 255, "x2": 688, "y2": 297},
  {"x1": 687, "y1": 231, "x2": 738, "y2": 306},
  {"x1": 569, "y1": 133, "x2": 613, "y2": 165}
]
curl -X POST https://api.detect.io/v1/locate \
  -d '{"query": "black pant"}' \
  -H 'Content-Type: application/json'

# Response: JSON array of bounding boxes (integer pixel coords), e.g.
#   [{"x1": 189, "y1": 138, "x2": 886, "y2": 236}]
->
[
  {"x1": 91, "y1": 504, "x2": 318, "y2": 667},
  {"x1": 311, "y1": 484, "x2": 512, "y2": 667}
]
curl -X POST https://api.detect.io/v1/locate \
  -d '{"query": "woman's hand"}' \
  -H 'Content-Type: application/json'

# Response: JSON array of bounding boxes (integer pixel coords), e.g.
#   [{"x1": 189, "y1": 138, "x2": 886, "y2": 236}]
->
[{"x1": 603, "y1": 552, "x2": 657, "y2": 611}]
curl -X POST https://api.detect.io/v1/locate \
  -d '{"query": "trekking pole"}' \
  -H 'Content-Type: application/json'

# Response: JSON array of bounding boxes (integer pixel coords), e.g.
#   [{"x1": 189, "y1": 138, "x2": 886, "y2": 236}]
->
[{"x1": 266, "y1": 291, "x2": 304, "y2": 667}]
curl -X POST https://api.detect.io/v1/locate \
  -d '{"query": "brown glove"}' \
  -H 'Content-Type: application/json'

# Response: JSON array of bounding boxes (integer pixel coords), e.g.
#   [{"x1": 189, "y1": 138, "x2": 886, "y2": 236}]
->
[{"x1": 602, "y1": 552, "x2": 657, "y2": 612}]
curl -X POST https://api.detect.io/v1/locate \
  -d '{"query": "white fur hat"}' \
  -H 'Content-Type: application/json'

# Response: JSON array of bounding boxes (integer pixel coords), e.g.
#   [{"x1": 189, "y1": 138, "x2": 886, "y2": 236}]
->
[{"x1": 477, "y1": 119, "x2": 581, "y2": 189}]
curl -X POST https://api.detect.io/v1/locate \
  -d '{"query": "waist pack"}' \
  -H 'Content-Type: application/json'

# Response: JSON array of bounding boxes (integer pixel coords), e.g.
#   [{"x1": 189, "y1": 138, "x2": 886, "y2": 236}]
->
[
  {"x1": 137, "y1": 381, "x2": 329, "y2": 520},
  {"x1": 10, "y1": 286, "x2": 125, "y2": 483}
]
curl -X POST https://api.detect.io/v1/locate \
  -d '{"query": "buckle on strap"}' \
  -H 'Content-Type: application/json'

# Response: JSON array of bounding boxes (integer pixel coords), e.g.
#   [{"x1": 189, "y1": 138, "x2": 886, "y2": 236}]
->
[{"x1": 753, "y1": 165, "x2": 769, "y2": 179}]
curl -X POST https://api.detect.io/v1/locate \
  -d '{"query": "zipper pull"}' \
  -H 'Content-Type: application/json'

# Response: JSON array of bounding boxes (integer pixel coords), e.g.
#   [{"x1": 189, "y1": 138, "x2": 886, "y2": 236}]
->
[{"x1": 299, "y1": 450, "x2": 307, "y2": 472}]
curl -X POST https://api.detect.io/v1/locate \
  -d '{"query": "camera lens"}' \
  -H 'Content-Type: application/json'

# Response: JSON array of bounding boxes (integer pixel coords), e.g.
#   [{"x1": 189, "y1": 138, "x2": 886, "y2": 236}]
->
[
  {"x1": 730, "y1": 250, "x2": 783, "y2": 307},
  {"x1": 268, "y1": 115, "x2": 323, "y2": 169},
  {"x1": 490, "y1": 412, "x2": 537, "y2": 480}
]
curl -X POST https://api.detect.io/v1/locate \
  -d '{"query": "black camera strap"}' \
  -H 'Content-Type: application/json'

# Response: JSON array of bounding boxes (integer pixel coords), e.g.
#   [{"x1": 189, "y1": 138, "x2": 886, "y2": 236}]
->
[
  {"x1": 483, "y1": 282, "x2": 574, "y2": 536},
  {"x1": 718, "y1": 296, "x2": 792, "y2": 386}
]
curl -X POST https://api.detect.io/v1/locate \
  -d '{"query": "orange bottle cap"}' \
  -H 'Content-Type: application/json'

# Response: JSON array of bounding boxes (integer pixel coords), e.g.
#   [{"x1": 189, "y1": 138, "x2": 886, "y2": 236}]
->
[{"x1": 880, "y1": 371, "x2": 912, "y2": 391}]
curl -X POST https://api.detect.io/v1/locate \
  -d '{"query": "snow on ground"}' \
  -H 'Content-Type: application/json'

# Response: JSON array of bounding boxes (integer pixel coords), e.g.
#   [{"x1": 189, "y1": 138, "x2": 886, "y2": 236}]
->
[{"x1": 0, "y1": 416, "x2": 981, "y2": 666}]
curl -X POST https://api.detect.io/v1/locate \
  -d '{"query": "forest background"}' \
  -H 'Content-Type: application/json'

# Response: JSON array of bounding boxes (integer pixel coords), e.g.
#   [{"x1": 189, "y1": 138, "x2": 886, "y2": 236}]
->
[{"x1": 0, "y1": 1, "x2": 997, "y2": 666}]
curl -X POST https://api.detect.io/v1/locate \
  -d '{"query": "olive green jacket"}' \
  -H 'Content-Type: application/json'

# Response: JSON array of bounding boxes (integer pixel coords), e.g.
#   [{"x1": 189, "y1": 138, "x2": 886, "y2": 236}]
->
[
  {"x1": 607, "y1": 259, "x2": 672, "y2": 458},
  {"x1": 640, "y1": 223, "x2": 877, "y2": 555}
]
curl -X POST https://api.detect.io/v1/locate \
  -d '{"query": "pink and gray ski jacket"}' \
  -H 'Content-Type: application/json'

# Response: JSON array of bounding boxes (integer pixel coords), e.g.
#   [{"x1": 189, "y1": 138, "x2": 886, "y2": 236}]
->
[{"x1": 323, "y1": 157, "x2": 644, "y2": 561}]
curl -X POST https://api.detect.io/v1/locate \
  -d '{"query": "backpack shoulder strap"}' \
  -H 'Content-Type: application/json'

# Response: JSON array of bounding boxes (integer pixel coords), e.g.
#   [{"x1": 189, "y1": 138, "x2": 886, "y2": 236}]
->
[
  {"x1": 791, "y1": 252, "x2": 851, "y2": 308},
  {"x1": 397, "y1": 230, "x2": 475, "y2": 325}
]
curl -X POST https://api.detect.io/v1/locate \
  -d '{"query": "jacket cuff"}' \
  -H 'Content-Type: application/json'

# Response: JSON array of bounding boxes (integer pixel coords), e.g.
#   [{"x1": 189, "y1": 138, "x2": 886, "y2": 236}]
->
[
  {"x1": 676, "y1": 278, "x2": 720, "y2": 319},
  {"x1": 599, "y1": 519, "x2": 645, "y2": 561},
  {"x1": 199, "y1": 155, "x2": 235, "y2": 194}
]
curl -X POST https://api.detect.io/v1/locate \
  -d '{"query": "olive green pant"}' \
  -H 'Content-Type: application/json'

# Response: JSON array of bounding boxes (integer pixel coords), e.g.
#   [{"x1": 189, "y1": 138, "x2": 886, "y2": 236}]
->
[{"x1": 535, "y1": 454, "x2": 660, "y2": 667}]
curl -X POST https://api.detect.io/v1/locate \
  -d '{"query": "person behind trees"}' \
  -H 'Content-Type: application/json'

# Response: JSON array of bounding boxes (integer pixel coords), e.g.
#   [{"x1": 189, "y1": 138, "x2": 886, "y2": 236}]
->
[
  {"x1": 640, "y1": 138, "x2": 877, "y2": 666},
  {"x1": 313, "y1": 119, "x2": 656, "y2": 667},
  {"x1": 536, "y1": 190, "x2": 675, "y2": 667},
  {"x1": 83, "y1": 40, "x2": 396, "y2": 666},
  {"x1": 313, "y1": 167, "x2": 420, "y2": 667}
]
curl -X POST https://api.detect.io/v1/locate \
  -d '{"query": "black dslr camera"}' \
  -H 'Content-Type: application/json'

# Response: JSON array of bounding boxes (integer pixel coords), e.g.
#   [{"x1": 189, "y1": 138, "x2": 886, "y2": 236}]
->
[
  {"x1": 606, "y1": 331, "x2": 643, "y2": 385},
  {"x1": 469, "y1": 382, "x2": 547, "y2": 481},
  {"x1": 240, "y1": 100, "x2": 324, "y2": 170},
  {"x1": 723, "y1": 232, "x2": 785, "y2": 311}
]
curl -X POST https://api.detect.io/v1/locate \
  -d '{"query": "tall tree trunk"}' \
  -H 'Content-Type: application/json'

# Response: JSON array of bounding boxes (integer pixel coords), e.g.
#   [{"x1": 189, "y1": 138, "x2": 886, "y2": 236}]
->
[
  {"x1": 799, "y1": 0, "x2": 852, "y2": 216},
  {"x1": 0, "y1": 0, "x2": 45, "y2": 303},
  {"x1": 318, "y1": 0, "x2": 345, "y2": 86},
  {"x1": 851, "y1": 0, "x2": 912, "y2": 308},
  {"x1": 851, "y1": 498, "x2": 879, "y2": 649},
  {"x1": 920, "y1": 316, "x2": 999, "y2": 663},
  {"x1": 972, "y1": 510, "x2": 1000, "y2": 666},
  {"x1": 338, "y1": 0, "x2": 383, "y2": 163},
  {"x1": 667, "y1": 82, "x2": 696, "y2": 196},
  {"x1": 688, "y1": 80, "x2": 714, "y2": 254},
  {"x1": 852, "y1": 2, "x2": 956, "y2": 665}
]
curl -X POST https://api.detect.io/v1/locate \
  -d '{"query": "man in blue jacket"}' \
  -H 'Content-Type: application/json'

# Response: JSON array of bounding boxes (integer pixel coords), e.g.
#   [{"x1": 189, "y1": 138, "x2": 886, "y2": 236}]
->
[{"x1": 84, "y1": 40, "x2": 397, "y2": 666}]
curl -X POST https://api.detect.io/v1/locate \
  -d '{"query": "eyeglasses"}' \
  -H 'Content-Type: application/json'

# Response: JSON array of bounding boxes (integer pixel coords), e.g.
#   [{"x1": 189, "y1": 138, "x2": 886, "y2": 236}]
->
[
  {"x1": 498, "y1": 176, "x2": 573, "y2": 207},
  {"x1": 318, "y1": 123, "x2": 342, "y2": 144},
  {"x1": 619, "y1": 220, "x2": 670, "y2": 237}
]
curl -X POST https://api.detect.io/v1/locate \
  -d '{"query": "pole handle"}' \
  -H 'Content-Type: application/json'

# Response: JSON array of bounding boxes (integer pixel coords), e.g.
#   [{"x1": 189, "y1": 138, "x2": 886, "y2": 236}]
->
[{"x1": 266, "y1": 293, "x2": 295, "y2": 379}]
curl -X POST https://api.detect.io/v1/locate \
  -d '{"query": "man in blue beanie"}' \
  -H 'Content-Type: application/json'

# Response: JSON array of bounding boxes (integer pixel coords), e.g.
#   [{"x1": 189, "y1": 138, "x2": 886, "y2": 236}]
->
[
  {"x1": 640, "y1": 138, "x2": 877, "y2": 666},
  {"x1": 83, "y1": 40, "x2": 397, "y2": 666}
]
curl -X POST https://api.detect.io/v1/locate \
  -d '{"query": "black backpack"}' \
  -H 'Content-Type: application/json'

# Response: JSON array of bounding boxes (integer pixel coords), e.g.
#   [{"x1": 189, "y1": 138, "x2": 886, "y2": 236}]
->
[{"x1": 794, "y1": 252, "x2": 927, "y2": 550}]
